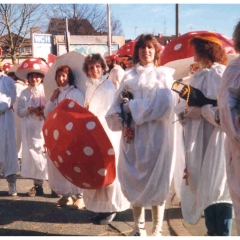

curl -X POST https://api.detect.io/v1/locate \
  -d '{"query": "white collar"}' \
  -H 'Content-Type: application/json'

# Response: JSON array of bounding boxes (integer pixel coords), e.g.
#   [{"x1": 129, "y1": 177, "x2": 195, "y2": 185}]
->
[{"x1": 59, "y1": 84, "x2": 71, "y2": 92}]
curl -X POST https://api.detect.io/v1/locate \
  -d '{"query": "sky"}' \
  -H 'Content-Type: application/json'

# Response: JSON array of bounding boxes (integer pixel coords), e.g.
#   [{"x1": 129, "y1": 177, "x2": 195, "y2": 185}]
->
[
  {"x1": 6, "y1": 1, "x2": 240, "y2": 41},
  {"x1": 109, "y1": 3, "x2": 240, "y2": 40}
]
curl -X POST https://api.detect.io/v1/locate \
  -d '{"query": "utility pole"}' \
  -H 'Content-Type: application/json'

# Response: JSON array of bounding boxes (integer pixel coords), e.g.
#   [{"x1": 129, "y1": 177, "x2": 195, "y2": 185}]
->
[
  {"x1": 176, "y1": 4, "x2": 179, "y2": 37},
  {"x1": 107, "y1": 4, "x2": 112, "y2": 56}
]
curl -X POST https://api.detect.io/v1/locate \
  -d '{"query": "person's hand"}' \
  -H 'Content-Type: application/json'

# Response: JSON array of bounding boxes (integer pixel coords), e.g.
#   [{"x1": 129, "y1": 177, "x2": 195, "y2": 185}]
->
[
  {"x1": 123, "y1": 101, "x2": 131, "y2": 113},
  {"x1": 180, "y1": 85, "x2": 189, "y2": 97},
  {"x1": 183, "y1": 107, "x2": 201, "y2": 119},
  {"x1": 28, "y1": 107, "x2": 36, "y2": 114},
  {"x1": 35, "y1": 106, "x2": 45, "y2": 115},
  {"x1": 50, "y1": 88, "x2": 60, "y2": 102}
]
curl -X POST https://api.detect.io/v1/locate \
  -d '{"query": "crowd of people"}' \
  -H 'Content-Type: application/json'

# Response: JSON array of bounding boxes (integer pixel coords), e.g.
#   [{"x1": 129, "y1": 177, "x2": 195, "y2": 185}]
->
[{"x1": 1, "y1": 20, "x2": 240, "y2": 236}]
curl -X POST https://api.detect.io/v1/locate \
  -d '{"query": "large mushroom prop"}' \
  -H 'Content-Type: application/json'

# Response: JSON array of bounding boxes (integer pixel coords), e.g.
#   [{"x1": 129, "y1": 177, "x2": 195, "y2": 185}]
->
[
  {"x1": 43, "y1": 98, "x2": 116, "y2": 189},
  {"x1": 43, "y1": 51, "x2": 89, "y2": 101},
  {"x1": 160, "y1": 31, "x2": 237, "y2": 81},
  {"x1": 15, "y1": 57, "x2": 50, "y2": 81},
  {"x1": 117, "y1": 40, "x2": 137, "y2": 57}
]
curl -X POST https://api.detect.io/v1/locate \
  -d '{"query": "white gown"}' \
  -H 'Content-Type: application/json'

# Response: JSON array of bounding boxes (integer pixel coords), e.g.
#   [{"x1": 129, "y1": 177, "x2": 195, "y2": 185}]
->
[
  {"x1": 44, "y1": 84, "x2": 84, "y2": 196},
  {"x1": 82, "y1": 76, "x2": 130, "y2": 212},
  {"x1": 218, "y1": 57, "x2": 240, "y2": 235},
  {"x1": 106, "y1": 63, "x2": 175, "y2": 207},
  {"x1": 175, "y1": 63, "x2": 232, "y2": 225},
  {"x1": 17, "y1": 84, "x2": 48, "y2": 180},
  {"x1": 0, "y1": 75, "x2": 19, "y2": 177}
]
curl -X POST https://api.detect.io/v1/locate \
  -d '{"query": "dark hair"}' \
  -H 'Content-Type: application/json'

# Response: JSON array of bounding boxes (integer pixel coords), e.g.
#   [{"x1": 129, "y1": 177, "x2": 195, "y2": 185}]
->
[
  {"x1": 133, "y1": 34, "x2": 160, "y2": 66},
  {"x1": 190, "y1": 38, "x2": 228, "y2": 67},
  {"x1": 233, "y1": 21, "x2": 240, "y2": 53},
  {"x1": 27, "y1": 72, "x2": 44, "y2": 84},
  {"x1": 127, "y1": 56, "x2": 133, "y2": 61},
  {"x1": 82, "y1": 53, "x2": 108, "y2": 77},
  {"x1": 55, "y1": 65, "x2": 75, "y2": 86}
]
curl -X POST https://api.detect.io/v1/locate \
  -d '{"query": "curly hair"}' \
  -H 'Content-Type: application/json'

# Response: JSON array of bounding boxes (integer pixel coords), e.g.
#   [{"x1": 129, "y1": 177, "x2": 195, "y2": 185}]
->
[
  {"x1": 233, "y1": 21, "x2": 240, "y2": 53},
  {"x1": 82, "y1": 53, "x2": 108, "y2": 77},
  {"x1": 133, "y1": 34, "x2": 161, "y2": 66},
  {"x1": 55, "y1": 65, "x2": 75, "y2": 86},
  {"x1": 190, "y1": 38, "x2": 228, "y2": 68}
]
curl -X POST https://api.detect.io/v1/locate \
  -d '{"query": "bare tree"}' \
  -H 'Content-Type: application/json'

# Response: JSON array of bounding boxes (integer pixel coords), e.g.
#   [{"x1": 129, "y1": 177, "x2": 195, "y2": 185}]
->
[
  {"x1": 0, "y1": 4, "x2": 48, "y2": 64},
  {"x1": 48, "y1": 4, "x2": 123, "y2": 36}
]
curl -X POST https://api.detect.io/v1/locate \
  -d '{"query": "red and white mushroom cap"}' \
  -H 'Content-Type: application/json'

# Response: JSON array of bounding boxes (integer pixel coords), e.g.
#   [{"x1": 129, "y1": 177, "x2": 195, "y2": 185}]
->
[
  {"x1": 106, "y1": 54, "x2": 121, "y2": 62},
  {"x1": 43, "y1": 98, "x2": 116, "y2": 189},
  {"x1": 8, "y1": 64, "x2": 20, "y2": 73},
  {"x1": 160, "y1": 31, "x2": 237, "y2": 80},
  {"x1": 3, "y1": 63, "x2": 13, "y2": 72},
  {"x1": 15, "y1": 57, "x2": 50, "y2": 80},
  {"x1": 117, "y1": 40, "x2": 137, "y2": 57},
  {"x1": 47, "y1": 53, "x2": 58, "y2": 67}
]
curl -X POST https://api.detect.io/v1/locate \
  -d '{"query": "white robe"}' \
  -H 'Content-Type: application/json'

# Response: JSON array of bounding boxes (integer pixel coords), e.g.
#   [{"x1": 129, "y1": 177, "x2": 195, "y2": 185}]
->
[
  {"x1": 14, "y1": 81, "x2": 27, "y2": 158},
  {"x1": 106, "y1": 63, "x2": 175, "y2": 207},
  {"x1": 44, "y1": 84, "x2": 84, "y2": 196},
  {"x1": 0, "y1": 75, "x2": 19, "y2": 177},
  {"x1": 218, "y1": 57, "x2": 240, "y2": 235},
  {"x1": 82, "y1": 76, "x2": 130, "y2": 212},
  {"x1": 175, "y1": 63, "x2": 232, "y2": 225},
  {"x1": 17, "y1": 84, "x2": 48, "y2": 180}
]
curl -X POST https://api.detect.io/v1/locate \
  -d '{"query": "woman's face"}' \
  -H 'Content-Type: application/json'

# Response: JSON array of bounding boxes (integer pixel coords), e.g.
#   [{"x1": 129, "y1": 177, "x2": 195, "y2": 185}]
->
[
  {"x1": 87, "y1": 61, "x2": 103, "y2": 80},
  {"x1": 56, "y1": 71, "x2": 69, "y2": 87},
  {"x1": 28, "y1": 73, "x2": 43, "y2": 86},
  {"x1": 138, "y1": 41, "x2": 155, "y2": 66}
]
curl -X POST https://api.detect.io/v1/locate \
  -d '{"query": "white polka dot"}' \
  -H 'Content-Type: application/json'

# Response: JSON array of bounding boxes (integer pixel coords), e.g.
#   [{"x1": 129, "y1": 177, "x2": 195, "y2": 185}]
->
[
  {"x1": 98, "y1": 168, "x2": 107, "y2": 176},
  {"x1": 68, "y1": 101, "x2": 75, "y2": 108},
  {"x1": 83, "y1": 183, "x2": 91, "y2": 188},
  {"x1": 23, "y1": 63, "x2": 28, "y2": 68},
  {"x1": 54, "y1": 161, "x2": 59, "y2": 168},
  {"x1": 53, "y1": 130, "x2": 59, "y2": 140},
  {"x1": 108, "y1": 148, "x2": 115, "y2": 155},
  {"x1": 174, "y1": 44, "x2": 182, "y2": 51},
  {"x1": 86, "y1": 121, "x2": 96, "y2": 130},
  {"x1": 53, "y1": 113, "x2": 57, "y2": 119},
  {"x1": 190, "y1": 32, "x2": 197, "y2": 35},
  {"x1": 65, "y1": 175, "x2": 72, "y2": 182},
  {"x1": 66, "y1": 122, "x2": 73, "y2": 131},
  {"x1": 127, "y1": 49, "x2": 130, "y2": 52},
  {"x1": 66, "y1": 150, "x2": 71, "y2": 155},
  {"x1": 6, "y1": 68, "x2": 9, "y2": 71},
  {"x1": 33, "y1": 64, "x2": 40, "y2": 69},
  {"x1": 83, "y1": 147, "x2": 94, "y2": 156},
  {"x1": 58, "y1": 156, "x2": 63, "y2": 163},
  {"x1": 45, "y1": 129, "x2": 48, "y2": 136},
  {"x1": 74, "y1": 166, "x2": 81, "y2": 173},
  {"x1": 49, "y1": 63, "x2": 52, "y2": 66},
  {"x1": 29, "y1": 58, "x2": 36, "y2": 61}
]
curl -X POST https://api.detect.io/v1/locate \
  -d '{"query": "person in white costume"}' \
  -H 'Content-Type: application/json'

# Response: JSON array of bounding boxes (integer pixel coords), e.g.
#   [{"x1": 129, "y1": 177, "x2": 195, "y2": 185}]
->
[
  {"x1": 106, "y1": 34, "x2": 175, "y2": 236},
  {"x1": 44, "y1": 65, "x2": 85, "y2": 209},
  {"x1": 16, "y1": 58, "x2": 49, "y2": 197},
  {"x1": 8, "y1": 65, "x2": 28, "y2": 161},
  {"x1": 106, "y1": 54, "x2": 125, "y2": 90},
  {"x1": 175, "y1": 33, "x2": 232, "y2": 236},
  {"x1": 218, "y1": 21, "x2": 240, "y2": 235},
  {"x1": 82, "y1": 53, "x2": 130, "y2": 225},
  {"x1": 0, "y1": 75, "x2": 20, "y2": 196}
]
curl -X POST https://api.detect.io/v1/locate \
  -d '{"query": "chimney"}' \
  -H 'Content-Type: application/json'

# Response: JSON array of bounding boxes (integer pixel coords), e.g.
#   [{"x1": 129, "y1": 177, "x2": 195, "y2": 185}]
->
[
  {"x1": 158, "y1": 33, "x2": 162, "y2": 38},
  {"x1": 30, "y1": 27, "x2": 40, "y2": 39}
]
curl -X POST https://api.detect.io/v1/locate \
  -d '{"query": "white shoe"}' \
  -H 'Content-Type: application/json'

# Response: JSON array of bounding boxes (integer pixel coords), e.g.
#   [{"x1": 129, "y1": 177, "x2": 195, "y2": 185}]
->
[
  {"x1": 151, "y1": 226, "x2": 162, "y2": 236},
  {"x1": 128, "y1": 226, "x2": 147, "y2": 236},
  {"x1": 8, "y1": 182, "x2": 17, "y2": 196}
]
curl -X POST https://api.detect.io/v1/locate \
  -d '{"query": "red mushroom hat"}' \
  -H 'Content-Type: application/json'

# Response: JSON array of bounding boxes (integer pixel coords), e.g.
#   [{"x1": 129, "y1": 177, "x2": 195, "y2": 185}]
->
[
  {"x1": 3, "y1": 63, "x2": 13, "y2": 72},
  {"x1": 106, "y1": 54, "x2": 121, "y2": 62},
  {"x1": 160, "y1": 31, "x2": 237, "y2": 80},
  {"x1": 43, "y1": 98, "x2": 116, "y2": 189},
  {"x1": 15, "y1": 57, "x2": 50, "y2": 80},
  {"x1": 117, "y1": 40, "x2": 137, "y2": 57},
  {"x1": 8, "y1": 64, "x2": 20, "y2": 73},
  {"x1": 47, "y1": 53, "x2": 58, "y2": 67}
]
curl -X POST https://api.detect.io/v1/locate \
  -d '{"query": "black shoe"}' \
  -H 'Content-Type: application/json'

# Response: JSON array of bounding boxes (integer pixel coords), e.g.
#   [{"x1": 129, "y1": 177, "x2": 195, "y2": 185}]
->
[
  {"x1": 27, "y1": 185, "x2": 44, "y2": 197},
  {"x1": 91, "y1": 212, "x2": 117, "y2": 225},
  {"x1": 51, "y1": 190, "x2": 61, "y2": 198}
]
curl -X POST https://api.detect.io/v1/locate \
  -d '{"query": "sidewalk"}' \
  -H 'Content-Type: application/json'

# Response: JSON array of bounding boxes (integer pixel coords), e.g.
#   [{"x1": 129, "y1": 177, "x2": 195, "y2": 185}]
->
[{"x1": 0, "y1": 176, "x2": 237, "y2": 236}]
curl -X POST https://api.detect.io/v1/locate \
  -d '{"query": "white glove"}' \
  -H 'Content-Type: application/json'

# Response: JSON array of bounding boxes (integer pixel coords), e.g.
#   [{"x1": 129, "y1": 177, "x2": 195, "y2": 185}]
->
[{"x1": 123, "y1": 101, "x2": 131, "y2": 113}]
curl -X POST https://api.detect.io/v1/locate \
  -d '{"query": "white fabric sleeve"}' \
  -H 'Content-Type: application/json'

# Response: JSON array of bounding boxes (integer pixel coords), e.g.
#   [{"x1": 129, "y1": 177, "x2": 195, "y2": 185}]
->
[
  {"x1": 201, "y1": 105, "x2": 220, "y2": 128},
  {"x1": 44, "y1": 100, "x2": 55, "y2": 118},
  {"x1": 17, "y1": 95, "x2": 29, "y2": 118},
  {"x1": 129, "y1": 83, "x2": 174, "y2": 125}
]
